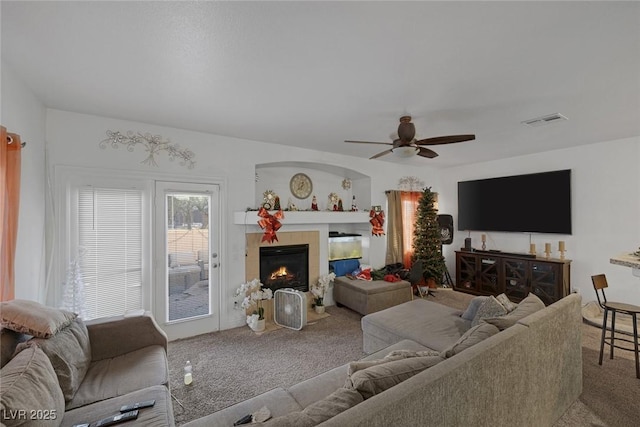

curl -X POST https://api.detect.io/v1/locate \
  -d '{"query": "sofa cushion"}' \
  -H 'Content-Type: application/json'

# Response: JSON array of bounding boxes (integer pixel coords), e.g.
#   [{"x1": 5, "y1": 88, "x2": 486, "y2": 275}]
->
[
  {"x1": 287, "y1": 364, "x2": 349, "y2": 409},
  {"x1": 0, "y1": 299, "x2": 77, "y2": 338},
  {"x1": 346, "y1": 355, "x2": 444, "y2": 399},
  {"x1": 460, "y1": 296, "x2": 489, "y2": 321},
  {"x1": 16, "y1": 318, "x2": 91, "y2": 402},
  {"x1": 262, "y1": 388, "x2": 363, "y2": 427},
  {"x1": 482, "y1": 293, "x2": 546, "y2": 330},
  {"x1": 180, "y1": 388, "x2": 303, "y2": 427},
  {"x1": 440, "y1": 322, "x2": 500, "y2": 358},
  {"x1": 61, "y1": 385, "x2": 174, "y2": 427},
  {"x1": 169, "y1": 252, "x2": 197, "y2": 267},
  {"x1": 348, "y1": 349, "x2": 441, "y2": 376},
  {"x1": 361, "y1": 299, "x2": 470, "y2": 352},
  {"x1": 471, "y1": 296, "x2": 508, "y2": 327},
  {"x1": 67, "y1": 344, "x2": 168, "y2": 410},
  {"x1": 0, "y1": 346, "x2": 64, "y2": 427},
  {"x1": 1, "y1": 328, "x2": 30, "y2": 369}
]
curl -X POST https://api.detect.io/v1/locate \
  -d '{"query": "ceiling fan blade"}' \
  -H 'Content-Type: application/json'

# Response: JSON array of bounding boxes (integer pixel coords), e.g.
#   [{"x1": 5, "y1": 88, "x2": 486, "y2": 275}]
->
[
  {"x1": 370, "y1": 149, "x2": 393, "y2": 159},
  {"x1": 415, "y1": 134, "x2": 476, "y2": 146},
  {"x1": 345, "y1": 140, "x2": 393, "y2": 146},
  {"x1": 417, "y1": 147, "x2": 439, "y2": 158}
]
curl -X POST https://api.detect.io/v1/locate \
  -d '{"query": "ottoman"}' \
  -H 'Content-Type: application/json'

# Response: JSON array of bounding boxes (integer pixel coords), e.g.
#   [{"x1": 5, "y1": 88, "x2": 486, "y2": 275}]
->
[{"x1": 333, "y1": 277, "x2": 412, "y2": 316}]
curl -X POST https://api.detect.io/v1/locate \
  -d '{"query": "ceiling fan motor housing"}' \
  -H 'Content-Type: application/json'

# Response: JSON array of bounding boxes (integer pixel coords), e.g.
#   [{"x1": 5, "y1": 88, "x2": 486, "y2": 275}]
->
[{"x1": 398, "y1": 116, "x2": 415, "y2": 143}]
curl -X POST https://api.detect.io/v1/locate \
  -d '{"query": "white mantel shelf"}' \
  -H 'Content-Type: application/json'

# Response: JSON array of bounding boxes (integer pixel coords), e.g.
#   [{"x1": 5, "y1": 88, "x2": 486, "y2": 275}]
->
[
  {"x1": 610, "y1": 252, "x2": 640, "y2": 278},
  {"x1": 234, "y1": 210, "x2": 371, "y2": 225}
]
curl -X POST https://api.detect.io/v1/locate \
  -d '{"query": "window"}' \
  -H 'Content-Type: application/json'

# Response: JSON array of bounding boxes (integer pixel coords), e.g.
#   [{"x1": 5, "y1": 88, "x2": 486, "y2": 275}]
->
[{"x1": 75, "y1": 186, "x2": 145, "y2": 319}]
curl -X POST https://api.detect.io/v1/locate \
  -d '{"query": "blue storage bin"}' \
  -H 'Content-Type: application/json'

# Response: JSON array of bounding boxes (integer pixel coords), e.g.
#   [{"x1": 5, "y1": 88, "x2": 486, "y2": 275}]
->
[{"x1": 329, "y1": 259, "x2": 360, "y2": 277}]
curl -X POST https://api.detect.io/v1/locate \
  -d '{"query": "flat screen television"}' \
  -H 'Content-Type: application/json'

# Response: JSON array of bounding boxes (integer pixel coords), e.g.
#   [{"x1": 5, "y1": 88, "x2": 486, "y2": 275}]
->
[{"x1": 457, "y1": 169, "x2": 572, "y2": 234}]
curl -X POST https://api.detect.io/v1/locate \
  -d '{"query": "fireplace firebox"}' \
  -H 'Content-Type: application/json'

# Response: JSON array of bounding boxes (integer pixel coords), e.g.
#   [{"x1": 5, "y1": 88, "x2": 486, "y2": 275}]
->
[{"x1": 259, "y1": 244, "x2": 309, "y2": 293}]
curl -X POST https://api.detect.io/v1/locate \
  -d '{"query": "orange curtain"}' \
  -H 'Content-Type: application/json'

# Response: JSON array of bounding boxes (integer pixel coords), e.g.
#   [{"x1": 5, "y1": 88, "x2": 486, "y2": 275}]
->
[
  {"x1": 400, "y1": 191, "x2": 422, "y2": 268},
  {"x1": 1, "y1": 126, "x2": 22, "y2": 301}
]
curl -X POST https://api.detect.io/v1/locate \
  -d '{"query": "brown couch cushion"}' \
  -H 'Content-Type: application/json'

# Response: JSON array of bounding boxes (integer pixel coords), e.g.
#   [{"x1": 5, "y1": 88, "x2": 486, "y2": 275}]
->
[
  {"x1": 346, "y1": 355, "x2": 444, "y2": 399},
  {"x1": 1, "y1": 328, "x2": 30, "y2": 369},
  {"x1": 17, "y1": 319, "x2": 91, "y2": 402},
  {"x1": 0, "y1": 299, "x2": 76, "y2": 338},
  {"x1": 0, "y1": 346, "x2": 65, "y2": 427},
  {"x1": 67, "y1": 345, "x2": 169, "y2": 410},
  {"x1": 482, "y1": 293, "x2": 546, "y2": 330},
  {"x1": 440, "y1": 322, "x2": 500, "y2": 358},
  {"x1": 261, "y1": 388, "x2": 363, "y2": 427}
]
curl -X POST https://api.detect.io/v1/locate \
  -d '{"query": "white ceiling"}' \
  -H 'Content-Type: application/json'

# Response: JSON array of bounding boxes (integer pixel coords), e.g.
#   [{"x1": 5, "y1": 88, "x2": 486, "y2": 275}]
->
[{"x1": 2, "y1": 1, "x2": 639, "y2": 168}]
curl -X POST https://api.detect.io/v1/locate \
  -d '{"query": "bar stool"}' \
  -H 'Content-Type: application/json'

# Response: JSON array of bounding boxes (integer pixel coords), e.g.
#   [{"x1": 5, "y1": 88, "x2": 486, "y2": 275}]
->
[{"x1": 591, "y1": 274, "x2": 640, "y2": 379}]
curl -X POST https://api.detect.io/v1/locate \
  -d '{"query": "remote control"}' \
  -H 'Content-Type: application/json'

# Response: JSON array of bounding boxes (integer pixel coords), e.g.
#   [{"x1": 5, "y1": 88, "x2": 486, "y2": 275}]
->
[
  {"x1": 120, "y1": 400, "x2": 156, "y2": 412},
  {"x1": 93, "y1": 410, "x2": 138, "y2": 427}
]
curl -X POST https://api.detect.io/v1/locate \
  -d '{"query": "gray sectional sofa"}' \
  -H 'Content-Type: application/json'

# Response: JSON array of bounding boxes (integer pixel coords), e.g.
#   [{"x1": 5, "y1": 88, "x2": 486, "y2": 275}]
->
[
  {"x1": 0, "y1": 300, "x2": 174, "y2": 427},
  {"x1": 185, "y1": 292, "x2": 583, "y2": 426}
]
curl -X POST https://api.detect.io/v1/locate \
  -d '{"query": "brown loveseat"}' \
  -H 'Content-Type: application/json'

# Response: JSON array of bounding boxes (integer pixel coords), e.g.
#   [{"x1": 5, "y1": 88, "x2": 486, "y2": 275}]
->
[{"x1": 0, "y1": 300, "x2": 174, "y2": 426}]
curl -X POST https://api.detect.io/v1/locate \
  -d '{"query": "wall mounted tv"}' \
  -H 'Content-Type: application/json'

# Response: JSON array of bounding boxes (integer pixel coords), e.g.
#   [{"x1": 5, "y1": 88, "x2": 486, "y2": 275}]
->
[{"x1": 457, "y1": 169, "x2": 572, "y2": 234}]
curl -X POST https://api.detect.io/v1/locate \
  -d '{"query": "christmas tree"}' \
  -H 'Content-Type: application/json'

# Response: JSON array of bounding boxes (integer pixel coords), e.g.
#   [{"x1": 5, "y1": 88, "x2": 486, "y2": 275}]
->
[
  {"x1": 412, "y1": 187, "x2": 446, "y2": 284},
  {"x1": 60, "y1": 248, "x2": 89, "y2": 319}
]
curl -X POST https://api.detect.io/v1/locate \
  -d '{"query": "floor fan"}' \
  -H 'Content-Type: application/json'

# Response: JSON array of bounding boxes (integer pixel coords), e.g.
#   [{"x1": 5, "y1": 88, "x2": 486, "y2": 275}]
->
[{"x1": 274, "y1": 289, "x2": 307, "y2": 330}]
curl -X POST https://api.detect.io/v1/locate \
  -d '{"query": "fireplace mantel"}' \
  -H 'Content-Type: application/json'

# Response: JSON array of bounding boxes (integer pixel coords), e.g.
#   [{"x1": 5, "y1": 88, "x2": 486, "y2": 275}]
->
[{"x1": 234, "y1": 210, "x2": 370, "y2": 225}]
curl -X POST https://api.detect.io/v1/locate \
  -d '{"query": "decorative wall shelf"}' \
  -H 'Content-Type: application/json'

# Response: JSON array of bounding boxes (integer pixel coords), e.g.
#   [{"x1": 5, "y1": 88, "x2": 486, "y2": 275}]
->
[{"x1": 233, "y1": 211, "x2": 371, "y2": 225}]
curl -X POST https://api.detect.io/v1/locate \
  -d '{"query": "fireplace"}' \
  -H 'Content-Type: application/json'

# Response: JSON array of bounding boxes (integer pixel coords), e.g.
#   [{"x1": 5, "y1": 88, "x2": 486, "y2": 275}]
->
[{"x1": 259, "y1": 244, "x2": 309, "y2": 293}]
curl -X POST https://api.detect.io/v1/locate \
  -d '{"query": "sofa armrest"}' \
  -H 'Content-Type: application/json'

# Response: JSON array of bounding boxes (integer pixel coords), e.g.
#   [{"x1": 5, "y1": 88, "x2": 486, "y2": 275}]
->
[{"x1": 85, "y1": 311, "x2": 168, "y2": 361}]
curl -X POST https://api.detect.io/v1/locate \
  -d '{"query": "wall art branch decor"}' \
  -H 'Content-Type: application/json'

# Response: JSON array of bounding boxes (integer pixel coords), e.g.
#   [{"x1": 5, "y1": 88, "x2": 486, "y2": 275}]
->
[
  {"x1": 99, "y1": 130, "x2": 196, "y2": 169},
  {"x1": 398, "y1": 176, "x2": 425, "y2": 191}
]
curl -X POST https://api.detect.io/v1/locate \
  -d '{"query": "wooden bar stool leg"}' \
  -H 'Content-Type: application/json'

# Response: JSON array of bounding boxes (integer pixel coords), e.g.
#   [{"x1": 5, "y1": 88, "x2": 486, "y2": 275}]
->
[
  {"x1": 599, "y1": 309, "x2": 608, "y2": 366},
  {"x1": 633, "y1": 313, "x2": 639, "y2": 379},
  {"x1": 610, "y1": 310, "x2": 617, "y2": 360}
]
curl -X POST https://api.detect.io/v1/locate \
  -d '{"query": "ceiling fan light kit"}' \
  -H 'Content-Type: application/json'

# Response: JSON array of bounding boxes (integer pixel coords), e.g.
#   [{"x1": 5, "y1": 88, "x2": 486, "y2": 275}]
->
[
  {"x1": 345, "y1": 115, "x2": 475, "y2": 160},
  {"x1": 392, "y1": 146, "x2": 419, "y2": 158}
]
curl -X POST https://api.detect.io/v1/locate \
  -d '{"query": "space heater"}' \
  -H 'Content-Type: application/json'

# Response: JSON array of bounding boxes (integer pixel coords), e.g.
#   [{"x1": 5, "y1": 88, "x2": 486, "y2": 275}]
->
[{"x1": 274, "y1": 288, "x2": 307, "y2": 330}]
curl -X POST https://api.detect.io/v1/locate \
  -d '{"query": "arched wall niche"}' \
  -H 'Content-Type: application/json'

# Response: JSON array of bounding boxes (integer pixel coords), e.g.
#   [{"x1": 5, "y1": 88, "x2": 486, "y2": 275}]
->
[{"x1": 254, "y1": 161, "x2": 371, "y2": 212}]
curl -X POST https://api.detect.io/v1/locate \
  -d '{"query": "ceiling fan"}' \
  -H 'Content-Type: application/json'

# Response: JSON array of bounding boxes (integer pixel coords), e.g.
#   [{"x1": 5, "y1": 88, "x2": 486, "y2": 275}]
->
[{"x1": 345, "y1": 116, "x2": 475, "y2": 159}]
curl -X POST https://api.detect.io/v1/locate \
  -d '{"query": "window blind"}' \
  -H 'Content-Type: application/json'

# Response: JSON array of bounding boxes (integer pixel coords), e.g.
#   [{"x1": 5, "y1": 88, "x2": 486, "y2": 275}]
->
[{"x1": 77, "y1": 187, "x2": 143, "y2": 319}]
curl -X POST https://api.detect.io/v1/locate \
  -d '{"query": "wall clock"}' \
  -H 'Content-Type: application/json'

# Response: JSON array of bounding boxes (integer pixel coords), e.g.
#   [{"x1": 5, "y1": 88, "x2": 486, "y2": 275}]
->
[{"x1": 290, "y1": 173, "x2": 313, "y2": 199}]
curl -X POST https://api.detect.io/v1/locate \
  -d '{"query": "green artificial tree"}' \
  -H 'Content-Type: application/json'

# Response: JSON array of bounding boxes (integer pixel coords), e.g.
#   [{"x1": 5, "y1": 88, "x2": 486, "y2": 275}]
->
[{"x1": 412, "y1": 187, "x2": 446, "y2": 285}]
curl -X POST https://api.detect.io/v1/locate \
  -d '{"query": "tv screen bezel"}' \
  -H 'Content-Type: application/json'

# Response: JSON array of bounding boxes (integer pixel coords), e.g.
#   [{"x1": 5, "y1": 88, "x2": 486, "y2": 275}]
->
[{"x1": 457, "y1": 169, "x2": 572, "y2": 235}]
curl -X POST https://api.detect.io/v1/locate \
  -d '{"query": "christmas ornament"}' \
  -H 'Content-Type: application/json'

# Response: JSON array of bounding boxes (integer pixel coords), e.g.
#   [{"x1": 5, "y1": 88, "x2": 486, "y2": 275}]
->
[
  {"x1": 370, "y1": 209, "x2": 385, "y2": 236},
  {"x1": 257, "y1": 207, "x2": 284, "y2": 243}
]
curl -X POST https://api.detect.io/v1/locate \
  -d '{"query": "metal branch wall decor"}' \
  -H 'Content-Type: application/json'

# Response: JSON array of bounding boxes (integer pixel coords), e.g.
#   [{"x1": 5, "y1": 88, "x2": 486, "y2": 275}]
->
[
  {"x1": 397, "y1": 176, "x2": 425, "y2": 191},
  {"x1": 99, "y1": 130, "x2": 196, "y2": 169}
]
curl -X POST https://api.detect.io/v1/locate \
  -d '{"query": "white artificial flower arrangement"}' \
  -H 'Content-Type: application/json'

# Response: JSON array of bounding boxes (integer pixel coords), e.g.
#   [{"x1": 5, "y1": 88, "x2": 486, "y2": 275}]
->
[
  {"x1": 235, "y1": 278, "x2": 273, "y2": 322},
  {"x1": 310, "y1": 272, "x2": 336, "y2": 307}
]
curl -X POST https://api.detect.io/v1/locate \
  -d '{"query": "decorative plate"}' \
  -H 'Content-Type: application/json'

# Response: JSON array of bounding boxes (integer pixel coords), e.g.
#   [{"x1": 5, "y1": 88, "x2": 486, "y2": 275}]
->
[{"x1": 290, "y1": 173, "x2": 313, "y2": 199}]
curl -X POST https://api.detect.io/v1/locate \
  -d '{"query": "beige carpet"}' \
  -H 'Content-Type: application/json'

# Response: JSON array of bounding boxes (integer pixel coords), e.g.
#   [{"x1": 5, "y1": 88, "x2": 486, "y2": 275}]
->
[{"x1": 167, "y1": 290, "x2": 639, "y2": 426}]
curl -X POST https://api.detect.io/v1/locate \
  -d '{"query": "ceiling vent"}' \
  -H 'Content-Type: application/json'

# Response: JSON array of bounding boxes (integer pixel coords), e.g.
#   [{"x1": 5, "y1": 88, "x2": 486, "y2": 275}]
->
[{"x1": 521, "y1": 113, "x2": 568, "y2": 127}]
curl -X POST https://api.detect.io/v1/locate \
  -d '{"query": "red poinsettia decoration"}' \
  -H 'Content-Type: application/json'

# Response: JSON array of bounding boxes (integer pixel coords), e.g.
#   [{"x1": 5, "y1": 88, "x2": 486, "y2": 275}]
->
[{"x1": 257, "y1": 207, "x2": 284, "y2": 243}]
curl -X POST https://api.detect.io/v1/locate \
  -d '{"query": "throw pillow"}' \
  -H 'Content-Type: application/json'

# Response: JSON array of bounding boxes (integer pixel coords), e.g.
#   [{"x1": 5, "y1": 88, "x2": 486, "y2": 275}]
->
[
  {"x1": 16, "y1": 318, "x2": 91, "y2": 402},
  {"x1": 0, "y1": 346, "x2": 65, "y2": 427},
  {"x1": 495, "y1": 293, "x2": 518, "y2": 312},
  {"x1": 346, "y1": 355, "x2": 444, "y2": 399},
  {"x1": 471, "y1": 296, "x2": 508, "y2": 327},
  {"x1": 460, "y1": 296, "x2": 490, "y2": 321},
  {"x1": 0, "y1": 299, "x2": 77, "y2": 338},
  {"x1": 260, "y1": 388, "x2": 363, "y2": 427},
  {"x1": 440, "y1": 323, "x2": 500, "y2": 358},
  {"x1": 347, "y1": 349, "x2": 441, "y2": 376},
  {"x1": 482, "y1": 293, "x2": 546, "y2": 330}
]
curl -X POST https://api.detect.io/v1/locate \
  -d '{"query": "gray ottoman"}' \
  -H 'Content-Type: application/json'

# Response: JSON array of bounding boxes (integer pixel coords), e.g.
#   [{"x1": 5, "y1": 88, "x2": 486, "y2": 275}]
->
[{"x1": 333, "y1": 277, "x2": 412, "y2": 316}]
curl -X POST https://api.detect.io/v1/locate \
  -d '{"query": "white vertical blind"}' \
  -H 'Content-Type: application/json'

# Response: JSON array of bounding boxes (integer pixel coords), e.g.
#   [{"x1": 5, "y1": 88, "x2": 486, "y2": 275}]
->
[{"x1": 78, "y1": 187, "x2": 143, "y2": 319}]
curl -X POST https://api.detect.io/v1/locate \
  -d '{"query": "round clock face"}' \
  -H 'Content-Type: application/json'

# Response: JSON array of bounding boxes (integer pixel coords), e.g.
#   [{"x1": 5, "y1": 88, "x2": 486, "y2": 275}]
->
[{"x1": 290, "y1": 173, "x2": 313, "y2": 199}]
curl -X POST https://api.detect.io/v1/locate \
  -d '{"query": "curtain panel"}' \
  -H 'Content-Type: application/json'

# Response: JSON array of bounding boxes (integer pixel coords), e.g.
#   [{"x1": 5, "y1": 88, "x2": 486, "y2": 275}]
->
[
  {"x1": 385, "y1": 190, "x2": 422, "y2": 268},
  {"x1": 1, "y1": 126, "x2": 23, "y2": 301}
]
